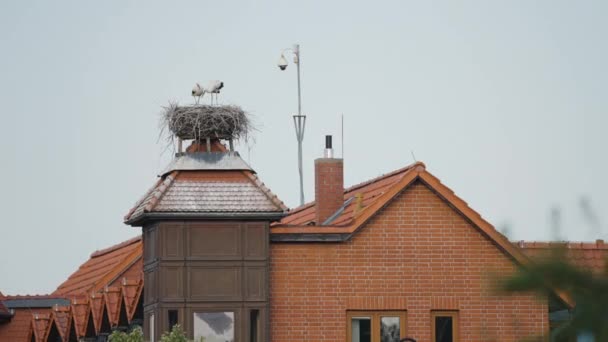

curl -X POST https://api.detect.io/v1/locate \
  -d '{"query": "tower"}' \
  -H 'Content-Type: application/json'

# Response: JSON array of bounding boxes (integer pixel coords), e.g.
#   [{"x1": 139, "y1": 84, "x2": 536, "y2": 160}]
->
[{"x1": 124, "y1": 140, "x2": 286, "y2": 342}]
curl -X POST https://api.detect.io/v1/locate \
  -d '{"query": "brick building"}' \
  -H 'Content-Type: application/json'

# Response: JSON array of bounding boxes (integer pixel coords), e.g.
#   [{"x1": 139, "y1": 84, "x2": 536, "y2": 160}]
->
[{"x1": 1, "y1": 137, "x2": 605, "y2": 342}]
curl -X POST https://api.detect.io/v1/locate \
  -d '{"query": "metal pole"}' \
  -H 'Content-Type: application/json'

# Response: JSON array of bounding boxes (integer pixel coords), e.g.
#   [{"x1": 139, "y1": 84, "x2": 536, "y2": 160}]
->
[
  {"x1": 294, "y1": 44, "x2": 305, "y2": 206},
  {"x1": 293, "y1": 115, "x2": 306, "y2": 206},
  {"x1": 295, "y1": 44, "x2": 302, "y2": 117}
]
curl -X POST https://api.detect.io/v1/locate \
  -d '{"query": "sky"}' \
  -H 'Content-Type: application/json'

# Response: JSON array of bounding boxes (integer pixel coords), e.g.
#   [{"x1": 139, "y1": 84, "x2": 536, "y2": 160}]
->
[{"x1": 0, "y1": 0, "x2": 606, "y2": 294}]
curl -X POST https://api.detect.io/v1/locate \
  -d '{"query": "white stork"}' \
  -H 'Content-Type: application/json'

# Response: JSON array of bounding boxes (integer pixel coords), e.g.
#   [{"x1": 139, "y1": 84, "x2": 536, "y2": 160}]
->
[
  {"x1": 191, "y1": 80, "x2": 224, "y2": 105},
  {"x1": 192, "y1": 83, "x2": 204, "y2": 104}
]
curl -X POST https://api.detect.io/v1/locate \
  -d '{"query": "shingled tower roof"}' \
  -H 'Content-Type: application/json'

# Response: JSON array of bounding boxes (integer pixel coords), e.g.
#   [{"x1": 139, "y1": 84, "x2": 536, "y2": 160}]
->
[{"x1": 124, "y1": 140, "x2": 287, "y2": 226}]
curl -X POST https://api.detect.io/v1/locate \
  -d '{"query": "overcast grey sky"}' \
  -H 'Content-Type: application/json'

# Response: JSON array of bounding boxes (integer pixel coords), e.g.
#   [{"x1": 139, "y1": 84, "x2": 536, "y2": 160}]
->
[{"x1": 0, "y1": 0, "x2": 606, "y2": 294}]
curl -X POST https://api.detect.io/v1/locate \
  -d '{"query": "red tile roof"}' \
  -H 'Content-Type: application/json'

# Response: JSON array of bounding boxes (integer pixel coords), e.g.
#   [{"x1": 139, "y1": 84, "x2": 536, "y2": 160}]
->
[
  {"x1": 70, "y1": 297, "x2": 90, "y2": 338},
  {"x1": 89, "y1": 293, "x2": 105, "y2": 334},
  {"x1": 1, "y1": 237, "x2": 144, "y2": 341},
  {"x1": 103, "y1": 286, "x2": 122, "y2": 327},
  {"x1": 54, "y1": 236, "x2": 142, "y2": 296},
  {"x1": 51, "y1": 306, "x2": 71, "y2": 342},
  {"x1": 0, "y1": 309, "x2": 36, "y2": 341},
  {"x1": 279, "y1": 163, "x2": 419, "y2": 226},
  {"x1": 517, "y1": 240, "x2": 608, "y2": 274},
  {"x1": 30, "y1": 311, "x2": 52, "y2": 342},
  {"x1": 121, "y1": 278, "x2": 143, "y2": 322},
  {"x1": 272, "y1": 161, "x2": 574, "y2": 308},
  {"x1": 0, "y1": 292, "x2": 9, "y2": 318}
]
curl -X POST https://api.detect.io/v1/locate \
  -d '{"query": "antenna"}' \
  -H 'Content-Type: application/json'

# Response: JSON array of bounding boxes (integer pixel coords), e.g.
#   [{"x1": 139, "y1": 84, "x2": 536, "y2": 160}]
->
[{"x1": 410, "y1": 150, "x2": 417, "y2": 162}]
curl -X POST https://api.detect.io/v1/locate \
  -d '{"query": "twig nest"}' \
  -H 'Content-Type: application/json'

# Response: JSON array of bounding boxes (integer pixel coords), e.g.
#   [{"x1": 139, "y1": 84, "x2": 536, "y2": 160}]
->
[{"x1": 161, "y1": 103, "x2": 253, "y2": 141}]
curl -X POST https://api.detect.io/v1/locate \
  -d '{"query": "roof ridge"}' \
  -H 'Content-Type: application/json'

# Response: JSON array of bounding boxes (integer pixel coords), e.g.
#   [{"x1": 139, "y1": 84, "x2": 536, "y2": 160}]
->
[
  {"x1": 285, "y1": 202, "x2": 315, "y2": 215},
  {"x1": 90, "y1": 245, "x2": 143, "y2": 294},
  {"x1": 345, "y1": 162, "x2": 423, "y2": 194},
  {"x1": 242, "y1": 170, "x2": 288, "y2": 212},
  {"x1": 90, "y1": 236, "x2": 142, "y2": 258},
  {"x1": 282, "y1": 162, "x2": 424, "y2": 217},
  {"x1": 3, "y1": 294, "x2": 64, "y2": 300},
  {"x1": 123, "y1": 177, "x2": 163, "y2": 222},
  {"x1": 144, "y1": 172, "x2": 178, "y2": 213}
]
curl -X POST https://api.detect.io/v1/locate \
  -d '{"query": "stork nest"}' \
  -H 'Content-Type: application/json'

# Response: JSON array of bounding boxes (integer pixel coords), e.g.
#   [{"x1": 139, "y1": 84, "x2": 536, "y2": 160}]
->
[{"x1": 160, "y1": 103, "x2": 254, "y2": 143}]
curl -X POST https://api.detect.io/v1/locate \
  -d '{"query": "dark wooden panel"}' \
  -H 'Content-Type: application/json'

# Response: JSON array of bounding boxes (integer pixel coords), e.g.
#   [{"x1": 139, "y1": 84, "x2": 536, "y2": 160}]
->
[
  {"x1": 143, "y1": 225, "x2": 158, "y2": 264},
  {"x1": 161, "y1": 266, "x2": 184, "y2": 300},
  {"x1": 187, "y1": 223, "x2": 241, "y2": 259},
  {"x1": 188, "y1": 267, "x2": 242, "y2": 301},
  {"x1": 244, "y1": 223, "x2": 267, "y2": 259},
  {"x1": 144, "y1": 270, "x2": 157, "y2": 304},
  {"x1": 244, "y1": 267, "x2": 266, "y2": 301},
  {"x1": 161, "y1": 223, "x2": 183, "y2": 259}
]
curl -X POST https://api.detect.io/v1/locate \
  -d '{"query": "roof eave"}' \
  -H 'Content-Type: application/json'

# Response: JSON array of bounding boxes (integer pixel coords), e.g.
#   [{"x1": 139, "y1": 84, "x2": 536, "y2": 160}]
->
[
  {"x1": 125, "y1": 211, "x2": 287, "y2": 226},
  {"x1": 270, "y1": 233, "x2": 351, "y2": 242}
]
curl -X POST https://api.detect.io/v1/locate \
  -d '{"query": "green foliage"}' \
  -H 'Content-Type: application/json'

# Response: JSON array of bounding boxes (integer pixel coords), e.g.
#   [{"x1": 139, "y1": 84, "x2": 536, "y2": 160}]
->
[
  {"x1": 108, "y1": 325, "x2": 205, "y2": 342},
  {"x1": 501, "y1": 248, "x2": 608, "y2": 341},
  {"x1": 160, "y1": 324, "x2": 189, "y2": 342},
  {"x1": 108, "y1": 326, "x2": 144, "y2": 342}
]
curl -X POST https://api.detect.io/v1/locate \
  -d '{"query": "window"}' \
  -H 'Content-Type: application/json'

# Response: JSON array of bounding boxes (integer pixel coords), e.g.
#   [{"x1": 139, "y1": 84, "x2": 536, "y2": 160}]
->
[
  {"x1": 347, "y1": 311, "x2": 406, "y2": 342},
  {"x1": 250, "y1": 309, "x2": 260, "y2": 342},
  {"x1": 168, "y1": 310, "x2": 178, "y2": 330},
  {"x1": 149, "y1": 313, "x2": 155, "y2": 342},
  {"x1": 431, "y1": 311, "x2": 459, "y2": 342},
  {"x1": 193, "y1": 312, "x2": 235, "y2": 342}
]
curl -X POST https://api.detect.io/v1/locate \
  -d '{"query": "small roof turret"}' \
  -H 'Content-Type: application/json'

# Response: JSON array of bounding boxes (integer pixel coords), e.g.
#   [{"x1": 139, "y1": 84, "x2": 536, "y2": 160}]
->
[{"x1": 124, "y1": 140, "x2": 287, "y2": 226}]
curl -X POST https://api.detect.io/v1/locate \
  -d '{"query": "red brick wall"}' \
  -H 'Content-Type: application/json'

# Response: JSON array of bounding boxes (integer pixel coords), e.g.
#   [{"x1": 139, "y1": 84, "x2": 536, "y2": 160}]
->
[
  {"x1": 315, "y1": 158, "x2": 344, "y2": 225},
  {"x1": 270, "y1": 181, "x2": 547, "y2": 341}
]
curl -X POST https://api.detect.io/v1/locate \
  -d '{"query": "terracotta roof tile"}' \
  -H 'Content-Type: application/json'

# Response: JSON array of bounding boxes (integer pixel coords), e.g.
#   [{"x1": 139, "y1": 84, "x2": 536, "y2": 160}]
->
[
  {"x1": 70, "y1": 297, "x2": 90, "y2": 338},
  {"x1": 31, "y1": 311, "x2": 52, "y2": 342},
  {"x1": 89, "y1": 293, "x2": 105, "y2": 334},
  {"x1": 517, "y1": 240, "x2": 608, "y2": 274},
  {"x1": 103, "y1": 287, "x2": 121, "y2": 327},
  {"x1": 0, "y1": 292, "x2": 9, "y2": 318},
  {"x1": 278, "y1": 163, "x2": 419, "y2": 226},
  {"x1": 54, "y1": 236, "x2": 142, "y2": 296},
  {"x1": 0, "y1": 308, "x2": 37, "y2": 341},
  {"x1": 51, "y1": 306, "x2": 71, "y2": 341},
  {"x1": 121, "y1": 278, "x2": 143, "y2": 322}
]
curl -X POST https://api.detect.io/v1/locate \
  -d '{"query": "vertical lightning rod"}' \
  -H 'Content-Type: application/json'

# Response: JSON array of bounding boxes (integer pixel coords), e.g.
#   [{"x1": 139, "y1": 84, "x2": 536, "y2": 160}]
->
[{"x1": 341, "y1": 114, "x2": 344, "y2": 159}]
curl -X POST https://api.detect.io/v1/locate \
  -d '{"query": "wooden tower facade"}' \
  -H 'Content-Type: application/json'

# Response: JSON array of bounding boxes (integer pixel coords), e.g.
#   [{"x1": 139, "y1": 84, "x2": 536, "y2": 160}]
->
[{"x1": 125, "y1": 141, "x2": 286, "y2": 342}]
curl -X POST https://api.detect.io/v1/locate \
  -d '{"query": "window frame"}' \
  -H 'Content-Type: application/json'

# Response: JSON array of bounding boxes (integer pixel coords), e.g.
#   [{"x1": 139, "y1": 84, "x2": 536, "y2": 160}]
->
[
  {"x1": 149, "y1": 313, "x2": 155, "y2": 342},
  {"x1": 431, "y1": 311, "x2": 459, "y2": 342},
  {"x1": 346, "y1": 310, "x2": 407, "y2": 342},
  {"x1": 192, "y1": 310, "x2": 236, "y2": 342},
  {"x1": 249, "y1": 309, "x2": 260, "y2": 342}
]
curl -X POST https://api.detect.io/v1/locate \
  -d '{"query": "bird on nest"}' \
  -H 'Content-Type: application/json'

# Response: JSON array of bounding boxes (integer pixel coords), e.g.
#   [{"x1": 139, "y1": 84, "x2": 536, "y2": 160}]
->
[{"x1": 192, "y1": 80, "x2": 224, "y2": 105}]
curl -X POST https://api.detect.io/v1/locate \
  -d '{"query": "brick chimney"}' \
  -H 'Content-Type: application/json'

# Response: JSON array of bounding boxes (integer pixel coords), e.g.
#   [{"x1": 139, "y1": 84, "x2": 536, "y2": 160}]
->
[{"x1": 315, "y1": 135, "x2": 344, "y2": 225}]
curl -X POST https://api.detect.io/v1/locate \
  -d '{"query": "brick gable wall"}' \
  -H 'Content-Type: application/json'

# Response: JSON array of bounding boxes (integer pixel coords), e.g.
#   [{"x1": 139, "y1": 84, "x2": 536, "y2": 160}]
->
[{"x1": 270, "y1": 181, "x2": 547, "y2": 341}]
